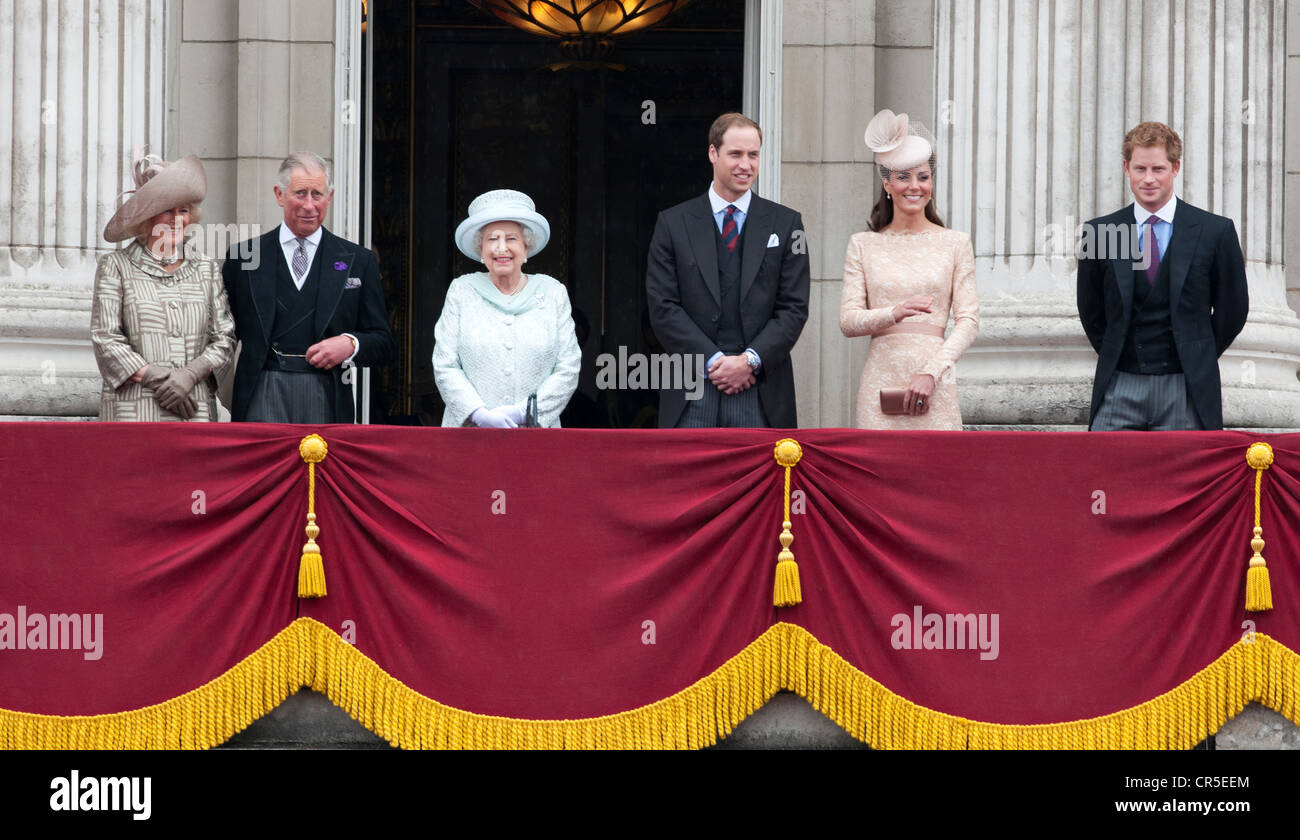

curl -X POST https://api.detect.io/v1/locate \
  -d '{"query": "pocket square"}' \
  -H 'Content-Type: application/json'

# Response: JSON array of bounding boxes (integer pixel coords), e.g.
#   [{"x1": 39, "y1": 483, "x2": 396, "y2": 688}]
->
[
  {"x1": 766, "y1": 233, "x2": 780, "y2": 248},
  {"x1": 344, "y1": 277, "x2": 362, "y2": 290}
]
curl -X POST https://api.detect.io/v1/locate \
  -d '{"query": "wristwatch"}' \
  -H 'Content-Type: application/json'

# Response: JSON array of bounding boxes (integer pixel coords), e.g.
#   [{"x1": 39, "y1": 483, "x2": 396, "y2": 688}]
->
[{"x1": 743, "y1": 349, "x2": 761, "y2": 372}]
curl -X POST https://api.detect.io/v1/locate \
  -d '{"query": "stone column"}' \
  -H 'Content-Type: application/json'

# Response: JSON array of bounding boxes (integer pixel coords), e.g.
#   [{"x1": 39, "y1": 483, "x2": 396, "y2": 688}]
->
[
  {"x1": 936, "y1": 0, "x2": 1300, "y2": 429},
  {"x1": 232, "y1": 0, "x2": 335, "y2": 231},
  {"x1": 1286, "y1": 1, "x2": 1300, "y2": 317},
  {"x1": 0, "y1": 0, "x2": 341, "y2": 419},
  {"x1": 0, "y1": 0, "x2": 167, "y2": 418},
  {"x1": 781, "y1": 0, "x2": 879, "y2": 428}
]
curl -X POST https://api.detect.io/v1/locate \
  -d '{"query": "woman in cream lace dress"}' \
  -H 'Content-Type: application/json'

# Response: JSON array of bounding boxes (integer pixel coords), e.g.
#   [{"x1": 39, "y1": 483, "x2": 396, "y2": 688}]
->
[{"x1": 839, "y1": 109, "x2": 979, "y2": 430}]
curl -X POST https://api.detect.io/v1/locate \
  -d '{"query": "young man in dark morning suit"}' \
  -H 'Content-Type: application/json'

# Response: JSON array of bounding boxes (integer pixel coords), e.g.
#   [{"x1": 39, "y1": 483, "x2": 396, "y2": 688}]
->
[
  {"x1": 1077, "y1": 122, "x2": 1248, "y2": 431},
  {"x1": 645, "y1": 113, "x2": 811, "y2": 428}
]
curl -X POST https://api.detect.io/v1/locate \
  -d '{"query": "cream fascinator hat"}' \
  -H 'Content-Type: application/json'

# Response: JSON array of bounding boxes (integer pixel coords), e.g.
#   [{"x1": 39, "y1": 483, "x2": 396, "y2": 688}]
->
[
  {"x1": 103, "y1": 154, "x2": 207, "y2": 243},
  {"x1": 864, "y1": 109, "x2": 933, "y2": 172},
  {"x1": 454, "y1": 189, "x2": 551, "y2": 261}
]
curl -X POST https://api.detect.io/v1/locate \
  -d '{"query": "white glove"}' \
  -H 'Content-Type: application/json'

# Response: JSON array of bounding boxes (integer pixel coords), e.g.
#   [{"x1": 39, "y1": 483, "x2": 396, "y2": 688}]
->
[
  {"x1": 500, "y1": 404, "x2": 527, "y2": 426},
  {"x1": 470, "y1": 406, "x2": 518, "y2": 428}
]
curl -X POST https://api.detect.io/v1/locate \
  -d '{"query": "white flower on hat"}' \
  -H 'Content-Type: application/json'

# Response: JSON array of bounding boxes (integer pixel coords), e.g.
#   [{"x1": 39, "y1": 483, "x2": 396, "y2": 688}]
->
[
  {"x1": 864, "y1": 109, "x2": 910, "y2": 154},
  {"x1": 864, "y1": 108, "x2": 933, "y2": 173}
]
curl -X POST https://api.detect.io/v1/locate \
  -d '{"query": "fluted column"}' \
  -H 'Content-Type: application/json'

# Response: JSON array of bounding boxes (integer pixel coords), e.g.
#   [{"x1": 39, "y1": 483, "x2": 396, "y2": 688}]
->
[
  {"x1": 936, "y1": 0, "x2": 1300, "y2": 429},
  {"x1": 0, "y1": 0, "x2": 167, "y2": 418}
]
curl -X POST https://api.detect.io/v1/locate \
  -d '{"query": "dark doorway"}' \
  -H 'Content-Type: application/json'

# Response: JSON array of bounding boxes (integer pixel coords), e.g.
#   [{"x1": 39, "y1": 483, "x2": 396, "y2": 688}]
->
[{"x1": 368, "y1": 0, "x2": 745, "y2": 426}]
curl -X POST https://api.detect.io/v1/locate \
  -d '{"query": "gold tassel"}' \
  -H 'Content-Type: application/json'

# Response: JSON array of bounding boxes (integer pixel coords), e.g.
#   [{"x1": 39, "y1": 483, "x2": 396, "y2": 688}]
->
[
  {"x1": 773, "y1": 439, "x2": 804, "y2": 607},
  {"x1": 1246, "y1": 535, "x2": 1272, "y2": 612},
  {"x1": 299, "y1": 541, "x2": 326, "y2": 599},
  {"x1": 1245, "y1": 442, "x2": 1274, "y2": 612},
  {"x1": 298, "y1": 434, "x2": 329, "y2": 599}
]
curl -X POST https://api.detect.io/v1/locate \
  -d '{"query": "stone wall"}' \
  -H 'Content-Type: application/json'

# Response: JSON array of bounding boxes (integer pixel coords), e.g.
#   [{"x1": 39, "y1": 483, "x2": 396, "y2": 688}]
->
[
  {"x1": 0, "y1": 0, "x2": 167, "y2": 418},
  {"x1": 223, "y1": 690, "x2": 1297, "y2": 750},
  {"x1": 1289, "y1": 0, "x2": 1300, "y2": 315},
  {"x1": 783, "y1": 0, "x2": 1300, "y2": 431},
  {"x1": 782, "y1": 0, "x2": 882, "y2": 429},
  {"x1": 0, "y1": 0, "x2": 338, "y2": 420},
  {"x1": 172, "y1": 0, "x2": 337, "y2": 233}
]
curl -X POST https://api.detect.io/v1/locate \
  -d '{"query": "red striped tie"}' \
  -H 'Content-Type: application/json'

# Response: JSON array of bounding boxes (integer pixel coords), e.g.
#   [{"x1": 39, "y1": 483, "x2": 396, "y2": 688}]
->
[{"x1": 721, "y1": 205, "x2": 738, "y2": 253}]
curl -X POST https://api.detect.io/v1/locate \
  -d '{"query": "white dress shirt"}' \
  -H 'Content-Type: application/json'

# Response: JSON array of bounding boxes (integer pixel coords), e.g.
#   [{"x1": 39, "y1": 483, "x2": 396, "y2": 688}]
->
[
  {"x1": 1133, "y1": 193, "x2": 1177, "y2": 263},
  {"x1": 279, "y1": 225, "x2": 324, "y2": 291},
  {"x1": 708, "y1": 183, "x2": 752, "y2": 234}
]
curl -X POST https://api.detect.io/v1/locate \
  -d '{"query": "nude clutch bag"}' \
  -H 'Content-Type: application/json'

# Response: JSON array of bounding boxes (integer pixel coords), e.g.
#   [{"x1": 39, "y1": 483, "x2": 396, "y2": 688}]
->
[{"x1": 879, "y1": 388, "x2": 906, "y2": 415}]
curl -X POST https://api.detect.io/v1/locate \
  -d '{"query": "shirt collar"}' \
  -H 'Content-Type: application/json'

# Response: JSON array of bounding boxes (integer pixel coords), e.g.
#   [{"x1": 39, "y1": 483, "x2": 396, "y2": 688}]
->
[
  {"x1": 1134, "y1": 194, "x2": 1177, "y2": 226},
  {"x1": 708, "y1": 183, "x2": 752, "y2": 216},
  {"x1": 280, "y1": 224, "x2": 324, "y2": 247}
]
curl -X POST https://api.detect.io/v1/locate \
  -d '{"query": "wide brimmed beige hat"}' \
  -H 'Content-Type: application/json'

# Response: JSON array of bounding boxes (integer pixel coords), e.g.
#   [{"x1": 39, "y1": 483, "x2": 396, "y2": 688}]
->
[
  {"x1": 103, "y1": 154, "x2": 207, "y2": 242},
  {"x1": 454, "y1": 189, "x2": 550, "y2": 260}
]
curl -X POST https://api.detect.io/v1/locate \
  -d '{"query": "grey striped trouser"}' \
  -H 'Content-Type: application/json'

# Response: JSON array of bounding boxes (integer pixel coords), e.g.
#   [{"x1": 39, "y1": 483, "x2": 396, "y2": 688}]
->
[
  {"x1": 245, "y1": 369, "x2": 333, "y2": 424},
  {"x1": 676, "y1": 382, "x2": 769, "y2": 428},
  {"x1": 1091, "y1": 371, "x2": 1204, "y2": 431}
]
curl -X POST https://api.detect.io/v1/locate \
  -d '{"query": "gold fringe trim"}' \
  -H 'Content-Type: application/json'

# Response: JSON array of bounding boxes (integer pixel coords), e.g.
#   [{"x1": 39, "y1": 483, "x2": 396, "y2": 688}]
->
[
  {"x1": 2, "y1": 620, "x2": 1297, "y2": 749},
  {"x1": 0, "y1": 621, "x2": 308, "y2": 749},
  {"x1": 785, "y1": 626, "x2": 1298, "y2": 749}
]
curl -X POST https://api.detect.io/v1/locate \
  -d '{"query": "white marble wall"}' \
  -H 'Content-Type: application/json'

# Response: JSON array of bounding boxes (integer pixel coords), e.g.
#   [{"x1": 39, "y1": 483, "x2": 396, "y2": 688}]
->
[
  {"x1": 0, "y1": 0, "x2": 337, "y2": 419},
  {"x1": 169, "y1": 0, "x2": 336, "y2": 233},
  {"x1": 935, "y1": 0, "x2": 1300, "y2": 428},
  {"x1": 784, "y1": 0, "x2": 948, "y2": 429},
  {"x1": 1288, "y1": 1, "x2": 1300, "y2": 315},
  {"x1": 782, "y1": 0, "x2": 881, "y2": 429},
  {"x1": 783, "y1": 0, "x2": 1299, "y2": 430},
  {"x1": 4, "y1": 1, "x2": 1296, "y2": 427},
  {"x1": 0, "y1": 0, "x2": 168, "y2": 418}
]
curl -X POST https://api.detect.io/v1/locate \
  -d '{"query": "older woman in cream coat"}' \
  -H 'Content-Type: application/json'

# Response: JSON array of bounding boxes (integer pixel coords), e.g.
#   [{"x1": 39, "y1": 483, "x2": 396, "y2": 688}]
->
[
  {"x1": 90, "y1": 154, "x2": 236, "y2": 421},
  {"x1": 434, "y1": 190, "x2": 580, "y2": 427}
]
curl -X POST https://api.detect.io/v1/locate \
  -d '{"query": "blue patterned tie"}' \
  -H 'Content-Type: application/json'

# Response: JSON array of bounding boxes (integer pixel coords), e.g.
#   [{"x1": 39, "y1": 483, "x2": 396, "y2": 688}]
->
[{"x1": 721, "y1": 205, "x2": 739, "y2": 253}]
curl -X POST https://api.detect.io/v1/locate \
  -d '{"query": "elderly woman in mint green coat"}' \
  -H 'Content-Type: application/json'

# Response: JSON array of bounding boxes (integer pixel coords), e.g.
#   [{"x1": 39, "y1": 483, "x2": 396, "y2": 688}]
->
[{"x1": 433, "y1": 189, "x2": 580, "y2": 428}]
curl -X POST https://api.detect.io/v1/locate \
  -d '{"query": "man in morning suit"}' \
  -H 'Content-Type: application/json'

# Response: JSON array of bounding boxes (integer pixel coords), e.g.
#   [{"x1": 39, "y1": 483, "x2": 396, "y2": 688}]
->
[
  {"x1": 645, "y1": 113, "x2": 811, "y2": 428},
  {"x1": 1077, "y1": 122, "x2": 1248, "y2": 430},
  {"x1": 223, "y1": 152, "x2": 395, "y2": 423}
]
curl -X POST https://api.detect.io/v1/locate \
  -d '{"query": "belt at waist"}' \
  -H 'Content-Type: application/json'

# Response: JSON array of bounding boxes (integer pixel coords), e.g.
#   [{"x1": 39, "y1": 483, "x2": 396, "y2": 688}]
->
[
  {"x1": 876, "y1": 322, "x2": 946, "y2": 338},
  {"x1": 264, "y1": 351, "x2": 328, "y2": 374}
]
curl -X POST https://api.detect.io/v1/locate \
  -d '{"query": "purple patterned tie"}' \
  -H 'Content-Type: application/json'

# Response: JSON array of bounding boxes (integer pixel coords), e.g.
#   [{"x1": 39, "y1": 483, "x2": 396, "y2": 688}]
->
[
  {"x1": 721, "y1": 205, "x2": 739, "y2": 253},
  {"x1": 1143, "y1": 216, "x2": 1161, "y2": 285}
]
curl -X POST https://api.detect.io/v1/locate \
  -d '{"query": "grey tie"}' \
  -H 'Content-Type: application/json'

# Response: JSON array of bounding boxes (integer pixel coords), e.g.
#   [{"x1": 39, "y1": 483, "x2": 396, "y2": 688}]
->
[{"x1": 292, "y1": 237, "x2": 308, "y2": 282}]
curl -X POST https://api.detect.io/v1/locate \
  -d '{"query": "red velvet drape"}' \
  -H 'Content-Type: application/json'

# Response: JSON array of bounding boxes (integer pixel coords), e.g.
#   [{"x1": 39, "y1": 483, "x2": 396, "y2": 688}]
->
[{"x1": 1, "y1": 425, "x2": 1295, "y2": 725}]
